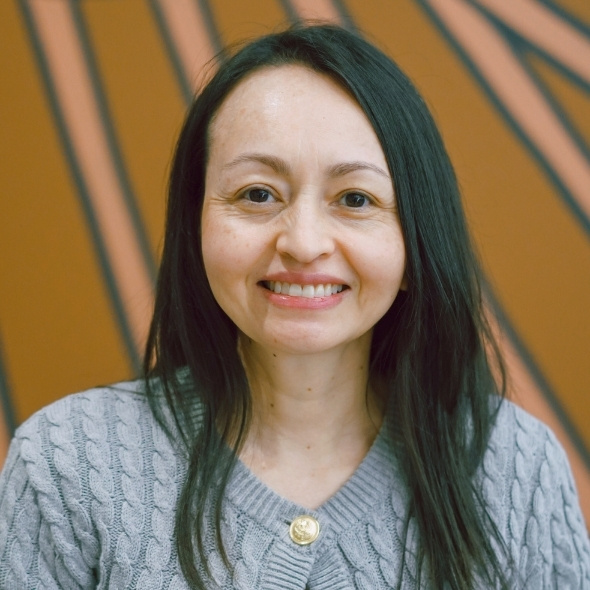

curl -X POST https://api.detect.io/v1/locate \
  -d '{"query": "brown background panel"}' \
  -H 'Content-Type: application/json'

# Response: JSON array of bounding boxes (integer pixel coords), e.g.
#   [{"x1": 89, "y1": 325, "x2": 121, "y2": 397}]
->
[
  {"x1": 0, "y1": 0, "x2": 588, "y2": 492},
  {"x1": 0, "y1": 1, "x2": 131, "y2": 423},
  {"x1": 348, "y1": 0, "x2": 590, "y2": 447},
  {"x1": 80, "y1": 0, "x2": 187, "y2": 258},
  {"x1": 211, "y1": 0, "x2": 289, "y2": 46},
  {"x1": 555, "y1": 0, "x2": 590, "y2": 25}
]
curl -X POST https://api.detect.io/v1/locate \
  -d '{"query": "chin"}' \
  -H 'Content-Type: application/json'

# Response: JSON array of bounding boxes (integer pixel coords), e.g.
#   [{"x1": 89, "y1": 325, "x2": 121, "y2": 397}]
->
[{"x1": 249, "y1": 327, "x2": 370, "y2": 357}]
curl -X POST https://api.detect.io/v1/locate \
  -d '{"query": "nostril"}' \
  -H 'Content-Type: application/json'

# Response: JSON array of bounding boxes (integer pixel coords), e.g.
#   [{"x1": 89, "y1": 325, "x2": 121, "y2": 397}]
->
[{"x1": 276, "y1": 232, "x2": 335, "y2": 264}]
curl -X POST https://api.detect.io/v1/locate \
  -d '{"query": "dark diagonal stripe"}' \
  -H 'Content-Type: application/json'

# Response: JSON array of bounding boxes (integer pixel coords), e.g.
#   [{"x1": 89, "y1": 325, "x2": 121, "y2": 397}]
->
[
  {"x1": 277, "y1": 0, "x2": 300, "y2": 24},
  {"x1": 331, "y1": 0, "x2": 356, "y2": 32},
  {"x1": 0, "y1": 334, "x2": 17, "y2": 435},
  {"x1": 69, "y1": 1, "x2": 157, "y2": 282},
  {"x1": 417, "y1": 0, "x2": 590, "y2": 237},
  {"x1": 196, "y1": 0, "x2": 226, "y2": 60},
  {"x1": 147, "y1": 0, "x2": 194, "y2": 104},
  {"x1": 539, "y1": 0, "x2": 590, "y2": 38},
  {"x1": 484, "y1": 280, "x2": 590, "y2": 470},
  {"x1": 18, "y1": 1, "x2": 142, "y2": 373}
]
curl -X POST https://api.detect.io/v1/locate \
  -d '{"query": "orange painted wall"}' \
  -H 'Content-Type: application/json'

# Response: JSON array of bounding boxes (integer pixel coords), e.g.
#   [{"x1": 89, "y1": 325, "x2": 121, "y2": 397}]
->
[{"x1": 1, "y1": 0, "x2": 588, "y2": 523}]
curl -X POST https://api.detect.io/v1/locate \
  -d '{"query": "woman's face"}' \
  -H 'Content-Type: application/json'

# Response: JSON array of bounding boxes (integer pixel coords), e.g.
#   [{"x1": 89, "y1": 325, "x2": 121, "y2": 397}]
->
[{"x1": 201, "y1": 65, "x2": 406, "y2": 356}]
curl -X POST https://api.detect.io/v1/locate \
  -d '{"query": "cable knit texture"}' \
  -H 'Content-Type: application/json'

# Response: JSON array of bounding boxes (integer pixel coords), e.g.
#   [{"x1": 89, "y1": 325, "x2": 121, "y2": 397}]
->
[{"x1": 1, "y1": 380, "x2": 589, "y2": 589}]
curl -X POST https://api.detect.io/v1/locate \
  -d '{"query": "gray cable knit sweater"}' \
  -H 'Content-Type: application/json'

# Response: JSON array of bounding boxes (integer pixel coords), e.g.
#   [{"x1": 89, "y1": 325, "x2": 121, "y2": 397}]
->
[{"x1": 0, "y1": 380, "x2": 589, "y2": 589}]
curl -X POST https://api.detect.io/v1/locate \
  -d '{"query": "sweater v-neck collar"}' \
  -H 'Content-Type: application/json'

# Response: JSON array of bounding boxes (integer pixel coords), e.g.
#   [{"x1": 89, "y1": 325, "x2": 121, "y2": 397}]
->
[{"x1": 225, "y1": 422, "x2": 399, "y2": 540}]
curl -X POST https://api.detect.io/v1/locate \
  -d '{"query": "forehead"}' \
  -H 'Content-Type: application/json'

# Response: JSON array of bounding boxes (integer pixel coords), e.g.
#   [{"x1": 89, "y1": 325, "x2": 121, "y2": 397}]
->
[
  {"x1": 211, "y1": 64, "x2": 352, "y2": 123},
  {"x1": 207, "y1": 64, "x2": 385, "y2": 166}
]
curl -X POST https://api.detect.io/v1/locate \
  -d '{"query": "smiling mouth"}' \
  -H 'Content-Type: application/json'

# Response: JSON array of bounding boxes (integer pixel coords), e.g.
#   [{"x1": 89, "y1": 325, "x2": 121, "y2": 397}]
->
[{"x1": 261, "y1": 281, "x2": 348, "y2": 298}]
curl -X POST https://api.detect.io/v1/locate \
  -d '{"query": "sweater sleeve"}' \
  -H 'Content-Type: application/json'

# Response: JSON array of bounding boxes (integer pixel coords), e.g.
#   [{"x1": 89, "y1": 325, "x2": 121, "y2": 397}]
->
[
  {"x1": 507, "y1": 415, "x2": 590, "y2": 589},
  {"x1": 541, "y1": 430, "x2": 590, "y2": 588},
  {"x1": 0, "y1": 415, "x2": 98, "y2": 589},
  {"x1": 482, "y1": 403, "x2": 590, "y2": 588}
]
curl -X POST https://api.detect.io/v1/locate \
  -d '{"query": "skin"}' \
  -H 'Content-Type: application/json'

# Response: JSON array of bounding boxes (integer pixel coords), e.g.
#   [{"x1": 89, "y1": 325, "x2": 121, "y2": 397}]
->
[{"x1": 201, "y1": 65, "x2": 406, "y2": 508}]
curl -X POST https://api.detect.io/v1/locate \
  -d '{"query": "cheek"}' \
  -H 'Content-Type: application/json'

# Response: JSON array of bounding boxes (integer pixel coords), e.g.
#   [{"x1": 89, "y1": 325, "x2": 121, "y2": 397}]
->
[
  {"x1": 201, "y1": 216, "x2": 259, "y2": 295},
  {"x1": 356, "y1": 233, "x2": 406, "y2": 302},
  {"x1": 361, "y1": 224, "x2": 405, "y2": 271},
  {"x1": 203, "y1": 231, "x2": 235, "y2": 283},
  {"x1": 201, "y1": 216, "x2": 234, "y2": 293}
]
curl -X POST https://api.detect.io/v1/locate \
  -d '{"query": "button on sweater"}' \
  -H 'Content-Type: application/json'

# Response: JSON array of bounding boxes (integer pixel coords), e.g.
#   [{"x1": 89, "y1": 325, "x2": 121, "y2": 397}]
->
[{"x1": 0, "y1": 380, "x2": 589, "y2": 589}]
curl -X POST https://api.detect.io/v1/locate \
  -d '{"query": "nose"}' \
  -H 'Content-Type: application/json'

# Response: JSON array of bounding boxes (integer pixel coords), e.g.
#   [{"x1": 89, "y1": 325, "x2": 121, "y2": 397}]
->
[{"x1": 275, "y1": 195, "x2": 335, "y2": 264}]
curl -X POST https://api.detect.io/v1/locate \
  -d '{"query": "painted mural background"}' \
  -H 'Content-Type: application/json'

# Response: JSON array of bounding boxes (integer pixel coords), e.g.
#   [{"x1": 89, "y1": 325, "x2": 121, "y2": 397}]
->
[{"x1": 1, "y1": 0, "x2": 589, "y2": 525}]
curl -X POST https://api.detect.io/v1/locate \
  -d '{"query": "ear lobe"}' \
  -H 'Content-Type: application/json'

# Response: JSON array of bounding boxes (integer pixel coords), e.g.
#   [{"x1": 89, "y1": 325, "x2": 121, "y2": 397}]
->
[{"x1": 400, "y1": 273, "x2": 408, "y2": 291}]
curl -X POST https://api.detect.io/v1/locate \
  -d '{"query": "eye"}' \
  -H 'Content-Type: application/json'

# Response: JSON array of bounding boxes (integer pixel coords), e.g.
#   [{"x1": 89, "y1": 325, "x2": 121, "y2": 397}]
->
[
  {"x1": 243, "y1": 187, "x2": 275, "y2": 203},
  {"x1": 340, "y1": 192, "x2": 370, "y2": 208}
]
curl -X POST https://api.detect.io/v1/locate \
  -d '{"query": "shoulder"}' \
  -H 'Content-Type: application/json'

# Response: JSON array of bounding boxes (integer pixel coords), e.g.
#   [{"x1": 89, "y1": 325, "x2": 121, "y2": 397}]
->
[
  {"x1": 0, "y1": 380, "x2": 186, "y2": 583},
  {"x1": 481, "y1": 398, "x2": 590, "y2": 586},
  {"x1": 485, "y1": 398, "x2": 561, "y2": 466},
  {"x1": 8, "y1": 379, "x2": 182, "y2": 494},
  {"x1": 482, "y1": 399, "x2": 581, "y2": 502},
  {"x1": 12, "y1": 378, "x2": 183, "y2": 459},
  {"x1": 3, "y1": 379, "x2": 185, "y2": 518},
  {"x1": 3, "y1": 379, "x2": 179, "y2": 499},
  {"x1": 482, "y1": 397, "x2": 578, "y2": 506},
  {"x1": 15, "y1": 379, "x2": 152, "y2": 437},
  {"x1": 489, "y1": 397, "x2": 555, "y2": 442},
  {"x1": 1, "y1": 382, "x2": 196, "y2": 585}
]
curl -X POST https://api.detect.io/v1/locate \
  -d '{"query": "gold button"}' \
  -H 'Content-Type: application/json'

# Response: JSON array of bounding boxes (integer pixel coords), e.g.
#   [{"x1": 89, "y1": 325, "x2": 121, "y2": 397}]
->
[{"x1": 289, "y1": 515, "x2": 320, "y2": 545}]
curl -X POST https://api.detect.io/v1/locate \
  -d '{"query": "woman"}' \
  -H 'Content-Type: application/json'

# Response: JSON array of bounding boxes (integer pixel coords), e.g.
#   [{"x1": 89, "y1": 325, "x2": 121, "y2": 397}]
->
[{"x1": 1, "y1": 25, "x2": 588, "y2": 589}]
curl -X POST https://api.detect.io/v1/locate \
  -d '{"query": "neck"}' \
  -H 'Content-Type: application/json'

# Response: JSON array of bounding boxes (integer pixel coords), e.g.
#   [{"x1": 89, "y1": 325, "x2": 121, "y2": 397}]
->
[{"x1": 238, "y1": 332, "x2": 383, "y2": 460}]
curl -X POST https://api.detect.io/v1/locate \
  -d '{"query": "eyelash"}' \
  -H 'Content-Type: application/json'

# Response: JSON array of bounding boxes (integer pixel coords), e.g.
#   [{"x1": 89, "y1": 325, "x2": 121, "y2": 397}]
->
[
  {"x1": 238, "y1": 187, "x2": 375, "y2": 209},
  {"x1": 338, "y1": 191, "x2": 372, "y2": 208},
  {"x1": 240, "y1": 187, "x2": 276, "y2": 203}
]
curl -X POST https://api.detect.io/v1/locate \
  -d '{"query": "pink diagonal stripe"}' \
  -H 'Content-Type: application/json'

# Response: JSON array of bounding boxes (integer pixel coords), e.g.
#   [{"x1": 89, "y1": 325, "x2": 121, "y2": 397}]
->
[
  {"x1": 477, "y1": 0, "x2": 590, "y2": 84},
  {"x1": 428, "y1": 0, "x2": 590, "y2": 224},
  {"x1": 154, "y1": 0, "x2": 217, "y2": 92},
  {"x1": 289, "y1": 0, "x2": 342, "y2": 23},
  {"x1": 29, "y1": 0, "x2": 154, "y2": 356}
]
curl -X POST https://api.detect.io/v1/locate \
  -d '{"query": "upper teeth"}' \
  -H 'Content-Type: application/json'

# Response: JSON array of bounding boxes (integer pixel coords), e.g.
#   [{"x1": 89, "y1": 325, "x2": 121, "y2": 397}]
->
[{"x1": 266, "y1": 281, "x2": 344, "y2": 298}]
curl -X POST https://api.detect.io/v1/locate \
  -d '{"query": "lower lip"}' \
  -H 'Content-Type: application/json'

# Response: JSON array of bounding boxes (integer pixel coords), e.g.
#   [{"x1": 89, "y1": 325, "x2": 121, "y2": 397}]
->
[{"x1": 261, "y1": 286, "x2": 346, "y2": 309}]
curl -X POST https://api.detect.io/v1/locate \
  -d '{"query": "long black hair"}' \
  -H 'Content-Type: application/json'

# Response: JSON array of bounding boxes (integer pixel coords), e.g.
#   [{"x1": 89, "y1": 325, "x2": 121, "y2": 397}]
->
[{"x1": 144, "y1": 24, "x2": 509, "y2": 589}]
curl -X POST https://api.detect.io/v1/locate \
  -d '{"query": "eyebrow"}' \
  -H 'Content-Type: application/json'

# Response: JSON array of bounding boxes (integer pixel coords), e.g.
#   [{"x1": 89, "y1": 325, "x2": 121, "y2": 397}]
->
[
  {"x1": 221, "y1": 152, "x2": 391, "y2": 180},
  {"x1": 327, "y1": 161, "x2": 390, "y2": 180},
  {"x1": 222, "y1": 153, "x2": 290, "y2": 175}
]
